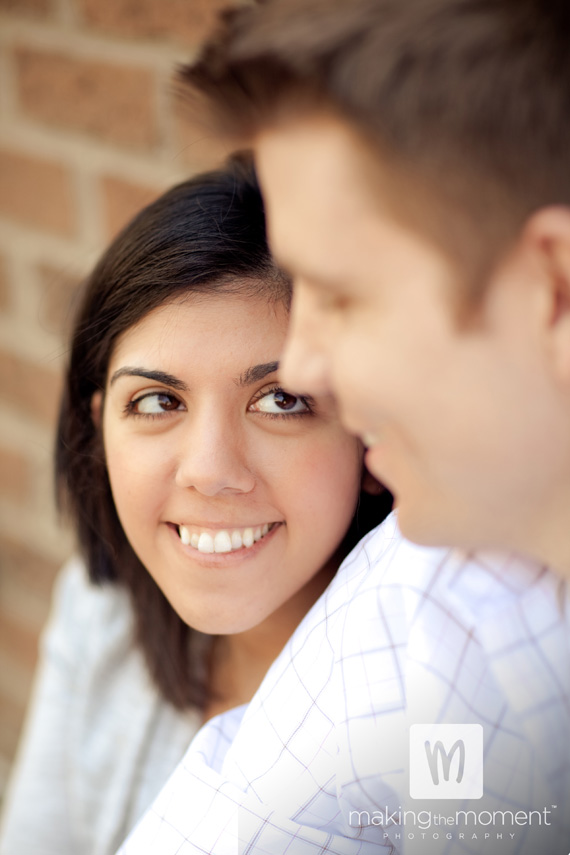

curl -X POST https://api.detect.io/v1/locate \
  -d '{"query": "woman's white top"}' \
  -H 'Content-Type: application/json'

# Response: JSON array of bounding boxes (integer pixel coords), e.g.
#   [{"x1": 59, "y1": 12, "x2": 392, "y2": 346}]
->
[{"x1": 0, "y1": 559, "x2": 201, "y2": 855}]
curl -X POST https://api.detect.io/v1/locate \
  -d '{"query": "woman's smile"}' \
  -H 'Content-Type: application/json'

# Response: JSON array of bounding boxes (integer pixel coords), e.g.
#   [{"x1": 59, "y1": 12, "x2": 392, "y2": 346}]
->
[
  {"x1": 165, "y1": 520, "x2": 283, "y2": 566},
  {"x1": 174, "y1": 521, "x2": 279, "y2": 553}
]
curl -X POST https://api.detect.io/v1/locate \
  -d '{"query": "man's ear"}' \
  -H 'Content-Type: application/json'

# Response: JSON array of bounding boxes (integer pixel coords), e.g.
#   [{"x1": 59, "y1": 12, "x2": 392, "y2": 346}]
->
[
  {"x1": 525, "y1": 206, "x2": 570, "y2": 383},
  {"x1": 91, "y1": 390, "x2": 103, "y2": 428}
]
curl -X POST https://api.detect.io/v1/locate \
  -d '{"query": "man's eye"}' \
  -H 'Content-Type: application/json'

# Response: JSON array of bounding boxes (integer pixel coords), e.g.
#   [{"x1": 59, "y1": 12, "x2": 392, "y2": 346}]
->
[
  {"x1": 132, "y1": 392, "x2": 182, "y2": 414},
  {"x1": 252, "y1": 389, "x2": 310, "y2": 415},
  {"x1": 312, "y1": 287, "x2": 351, "y2": 313}
]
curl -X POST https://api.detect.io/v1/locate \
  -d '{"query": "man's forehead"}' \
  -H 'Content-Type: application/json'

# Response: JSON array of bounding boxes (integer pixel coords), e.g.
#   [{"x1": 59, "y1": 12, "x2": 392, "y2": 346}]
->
[
  {"x1": 254, "y1": 109, "x2": 477, "y2": 303},
  {"x1": 254, "y1": 112, "x2": 389, "y2": 283},
  {"x1": 255, "y1": 111, "x2": 378, "y2": 210}
]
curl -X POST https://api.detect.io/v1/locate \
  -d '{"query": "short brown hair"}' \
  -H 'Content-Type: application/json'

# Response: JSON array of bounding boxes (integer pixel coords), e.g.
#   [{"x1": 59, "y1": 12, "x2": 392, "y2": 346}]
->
[{"x1": 181, "y1": 0, "x2": 570, "y2": 288}]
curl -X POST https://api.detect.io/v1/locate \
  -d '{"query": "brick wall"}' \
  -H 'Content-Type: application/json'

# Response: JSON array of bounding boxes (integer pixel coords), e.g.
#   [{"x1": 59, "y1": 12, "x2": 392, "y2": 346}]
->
[{"x1": 0, "y1": 0, "x2": 235, "y2": 799}]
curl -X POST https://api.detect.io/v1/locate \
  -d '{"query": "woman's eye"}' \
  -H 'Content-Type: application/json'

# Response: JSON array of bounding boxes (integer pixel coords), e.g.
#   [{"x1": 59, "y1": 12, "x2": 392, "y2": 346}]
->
[
  {"x1": 132, "y1": 392, "x2": 182, "y2": 414},
  {"x1": 252, "y1": 389, "x2": 310, "y2": 415}
]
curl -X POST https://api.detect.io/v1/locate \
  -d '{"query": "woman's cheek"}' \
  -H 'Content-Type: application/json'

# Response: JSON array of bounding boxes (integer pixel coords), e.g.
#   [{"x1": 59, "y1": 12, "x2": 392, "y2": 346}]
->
[
  {"x1": 106, "y1": 437, "x2": 164, "y2": 519},
  {"x1": 288, "y1": 435, "x2": 362, "y2": 523}
]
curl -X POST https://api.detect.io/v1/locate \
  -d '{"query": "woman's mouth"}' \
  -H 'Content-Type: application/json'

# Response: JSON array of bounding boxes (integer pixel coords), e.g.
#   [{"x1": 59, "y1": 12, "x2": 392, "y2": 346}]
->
[{"x1": 176, "y1": 522, "x2": 279, "y2": 554}]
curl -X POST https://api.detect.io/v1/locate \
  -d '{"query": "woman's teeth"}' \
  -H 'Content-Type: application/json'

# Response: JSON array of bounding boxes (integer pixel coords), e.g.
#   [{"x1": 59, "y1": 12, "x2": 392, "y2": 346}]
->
[{"x1": 178, "y1": 523, "x2": 271, "y2": 554}]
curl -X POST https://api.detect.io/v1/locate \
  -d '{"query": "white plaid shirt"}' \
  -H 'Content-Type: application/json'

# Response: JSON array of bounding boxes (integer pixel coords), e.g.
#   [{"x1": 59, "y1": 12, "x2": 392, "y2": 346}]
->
[{"x1": 117, "y1": 514, "x2": 570, "y2": 855}]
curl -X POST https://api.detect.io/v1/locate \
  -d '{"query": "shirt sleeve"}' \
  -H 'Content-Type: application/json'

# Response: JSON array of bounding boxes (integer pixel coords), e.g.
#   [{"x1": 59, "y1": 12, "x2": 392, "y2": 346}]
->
[{"x1": 0, "y1": 558, "x2": 91, "y2": 855}]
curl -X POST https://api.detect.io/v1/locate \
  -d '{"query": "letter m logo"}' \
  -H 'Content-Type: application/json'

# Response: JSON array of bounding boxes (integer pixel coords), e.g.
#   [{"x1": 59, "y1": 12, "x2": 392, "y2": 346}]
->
[
  {"x1": 409, "y1": 724, "x2": 483, "y2": 800},
  {"x1": 424, "y1": 738, "x2": 465, "y2": 784}
]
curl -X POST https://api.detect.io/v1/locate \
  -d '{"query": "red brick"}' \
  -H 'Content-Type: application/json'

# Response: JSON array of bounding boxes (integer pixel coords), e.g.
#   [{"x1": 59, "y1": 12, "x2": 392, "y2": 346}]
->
[
  {"x1": 0, "y1": 688, "x2": 29, "y2": 765},
  {"x1": 101, "y1": 175, "x2": 162, "y2": 240},
  {"x1": 15, "y1": 47, "x2": 158, "y2": 150},
  {"x1": 0, "y1": 608, "x2": 39, "y2": 674},
  {"x1": 36, "y1": 262, "x2": 81, "y2": 338},
  {"x1": 79, "y1": 0, "x2": 233, "y2": 47},
  {"x1": 0, "y1": 346, "x2": 63, "y2": 425},
  {"x1": 0, "y1": 445, "x2": 32, "y2": 504},
  {"x1": 0, "y1": 0, "x2": 51, "y2": 16},
  {"x1": 0, "y1": 148, "x2": 74, "y2": 236},
  {"x1": 0, "y1": 254, "x2": 9, "y2": 312},
  {"x1": 0, "y1": 534, "x2": 60, "y2": 602},
  {"x1": 172, "y1": 97, "x2": 231, "y2": 173}
]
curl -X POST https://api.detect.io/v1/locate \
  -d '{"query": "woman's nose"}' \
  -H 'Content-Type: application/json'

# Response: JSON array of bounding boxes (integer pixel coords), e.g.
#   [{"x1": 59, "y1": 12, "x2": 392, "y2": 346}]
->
[{"x1": 174, "y1": 412, "x2": 256, "y2": 497}]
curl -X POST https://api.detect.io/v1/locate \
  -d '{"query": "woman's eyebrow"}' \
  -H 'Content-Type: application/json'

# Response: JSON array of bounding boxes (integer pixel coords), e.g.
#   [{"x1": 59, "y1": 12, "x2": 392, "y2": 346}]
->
[
  {"x1": 109, "y1": 367, "x2": 188, "y2": 391},
  {"x1": 237, "y1": 361, "x2": 279, "y2": 387}
]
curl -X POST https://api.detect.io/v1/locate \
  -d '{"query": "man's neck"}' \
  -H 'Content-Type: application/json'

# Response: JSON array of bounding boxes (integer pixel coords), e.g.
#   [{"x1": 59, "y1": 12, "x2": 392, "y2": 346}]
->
[{"x1": 516, "y1": 497, "x2": 570, "y2": 578}]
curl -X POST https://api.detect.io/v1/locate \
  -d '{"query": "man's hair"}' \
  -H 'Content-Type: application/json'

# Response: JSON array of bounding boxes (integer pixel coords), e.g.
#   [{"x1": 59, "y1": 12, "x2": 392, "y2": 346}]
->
[{"x1": 182, "y1": 0, "x2": 570, "y2": 289}]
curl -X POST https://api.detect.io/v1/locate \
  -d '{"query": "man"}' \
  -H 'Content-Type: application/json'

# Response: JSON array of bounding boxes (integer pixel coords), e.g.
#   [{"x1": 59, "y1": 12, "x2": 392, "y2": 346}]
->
[
  {"x1": 117, "y1": 2, "x2": 570, "y2": 852},
  {"x1": 183, "y1": 0, "x2": 570, "y2": 571}
]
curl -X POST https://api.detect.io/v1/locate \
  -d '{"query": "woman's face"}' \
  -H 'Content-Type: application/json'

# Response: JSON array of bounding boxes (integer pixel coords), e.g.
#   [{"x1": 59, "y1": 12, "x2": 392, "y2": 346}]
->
[{"x1": 101, "y1": 293, "x2": 363, "y2": 635}]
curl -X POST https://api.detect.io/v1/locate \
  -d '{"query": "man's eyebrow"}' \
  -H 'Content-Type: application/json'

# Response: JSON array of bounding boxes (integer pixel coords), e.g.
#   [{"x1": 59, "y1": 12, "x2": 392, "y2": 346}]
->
[
  {"x1": 237, "y1": 361, "x2": 279, "y2": 387},
  {"x1": 272, "y1": 252, "x2": 345, "y2": 292},
  {"x1": 109, "y1": 367, "x2": 188, "y2": 391}
]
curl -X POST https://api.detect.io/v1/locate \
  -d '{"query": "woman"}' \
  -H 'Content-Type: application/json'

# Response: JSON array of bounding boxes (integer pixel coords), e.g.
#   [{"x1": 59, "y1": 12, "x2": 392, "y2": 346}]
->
[{"x1": 0, "y1": 156, "x2": 391, "y2": 855}]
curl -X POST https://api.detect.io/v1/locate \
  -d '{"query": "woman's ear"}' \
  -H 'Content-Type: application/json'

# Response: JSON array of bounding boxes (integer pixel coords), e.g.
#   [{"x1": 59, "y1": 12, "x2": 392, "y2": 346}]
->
[
  {"x1": 91, "y1": 390, "x2": 103, "y2": 429},
  {"x1": 361, "y1": 467, "x2": 385, "y2": 495}
]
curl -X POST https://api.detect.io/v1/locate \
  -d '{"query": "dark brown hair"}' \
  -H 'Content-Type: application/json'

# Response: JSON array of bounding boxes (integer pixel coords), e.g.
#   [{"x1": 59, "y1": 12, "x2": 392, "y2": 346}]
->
[
  {"x1": 56, "y1": 156, "x2": 392, "y2": 710},
  {"x1": 181, "y1": 0, "x2": 570, "y2": 289}
]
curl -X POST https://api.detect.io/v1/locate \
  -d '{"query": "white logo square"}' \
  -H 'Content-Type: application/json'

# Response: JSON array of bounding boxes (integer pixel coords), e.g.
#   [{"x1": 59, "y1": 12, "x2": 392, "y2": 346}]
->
[{"x1": 409, "y1": 723, "x2": 484, "y2": 800}]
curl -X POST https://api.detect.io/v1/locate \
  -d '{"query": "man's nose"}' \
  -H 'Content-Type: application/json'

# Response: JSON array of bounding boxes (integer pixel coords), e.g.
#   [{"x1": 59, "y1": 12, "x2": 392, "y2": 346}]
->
[
  {"x1": 174, "y1": 410, "x2": 256, "y2": 497},
  {"x1": 280, "y1": 281, "x2": 332, "y2": 396}
]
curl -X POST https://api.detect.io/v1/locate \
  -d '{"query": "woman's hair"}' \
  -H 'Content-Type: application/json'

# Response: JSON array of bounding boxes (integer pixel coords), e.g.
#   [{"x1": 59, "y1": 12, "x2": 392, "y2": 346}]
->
[{"x1": 56, "y1": 155, "x2": 391, "y2": 710}]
